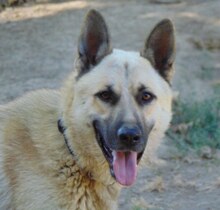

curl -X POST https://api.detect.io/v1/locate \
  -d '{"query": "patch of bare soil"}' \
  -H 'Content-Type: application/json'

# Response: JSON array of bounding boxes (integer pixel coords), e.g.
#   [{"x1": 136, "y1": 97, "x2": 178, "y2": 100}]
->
[
  {"x1": 0, "y1": 0, "x2": 220, "y2": 209},
  {"x1": 120, "y1": 139, "x2": 220, "y2": 210}
]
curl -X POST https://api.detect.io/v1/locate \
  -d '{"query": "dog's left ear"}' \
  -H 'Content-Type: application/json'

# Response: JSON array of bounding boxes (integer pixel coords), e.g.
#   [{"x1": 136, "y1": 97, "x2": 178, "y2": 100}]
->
[
  {"x1": 77, "y1": 10, "x2": 112, "y2": 75},
  {"x1": 141, "y1": 19, "x2": 175, "y2": 83}
]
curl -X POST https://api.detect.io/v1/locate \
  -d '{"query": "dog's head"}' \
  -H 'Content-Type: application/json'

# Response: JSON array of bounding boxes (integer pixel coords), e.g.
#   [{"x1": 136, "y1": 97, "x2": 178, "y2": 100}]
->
[{"x1": 62, "y1": 10, "x2": 175, "y2": 186}]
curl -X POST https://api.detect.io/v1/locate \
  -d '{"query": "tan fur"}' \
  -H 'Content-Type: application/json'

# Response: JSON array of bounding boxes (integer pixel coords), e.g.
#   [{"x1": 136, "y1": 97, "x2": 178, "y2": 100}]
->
[
  {"x1": 0, "y1": 10, "x2": 175, "y2": 210},
  {"x1": 0, "y1": 90, "x2": 120, "y2": 210}
]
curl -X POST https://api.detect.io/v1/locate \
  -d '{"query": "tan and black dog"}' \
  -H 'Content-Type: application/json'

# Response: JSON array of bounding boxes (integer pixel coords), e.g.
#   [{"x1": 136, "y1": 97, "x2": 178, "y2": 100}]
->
[{"x1": 0, "y1": 9, "x2": 175, "y2": 210}]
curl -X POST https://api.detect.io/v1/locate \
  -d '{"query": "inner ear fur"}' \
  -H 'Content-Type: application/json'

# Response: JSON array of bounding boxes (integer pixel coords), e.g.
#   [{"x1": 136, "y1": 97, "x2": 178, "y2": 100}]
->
[
  {"x1": 141, "y1": 19, "x2": 176, "y2": 83},
  {"x1": 77, "y1": 10, "x2": 112, "y2": 76}
]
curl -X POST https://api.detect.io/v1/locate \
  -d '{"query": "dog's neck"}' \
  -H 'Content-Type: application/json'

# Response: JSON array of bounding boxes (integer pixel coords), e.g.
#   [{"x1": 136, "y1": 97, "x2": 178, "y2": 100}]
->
[
  {"x1": 56, "y1": 119, "x2": 120, "y2": 209},
  {"x1": 57, "y1": 118, "x2": 120, "y2": 186}
]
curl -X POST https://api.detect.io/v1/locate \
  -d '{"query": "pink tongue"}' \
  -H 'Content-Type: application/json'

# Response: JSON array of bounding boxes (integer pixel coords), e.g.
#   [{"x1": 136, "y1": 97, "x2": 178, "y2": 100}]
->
[{"x1": 112, "y1": 151, "x2": 137, "y2": 186}]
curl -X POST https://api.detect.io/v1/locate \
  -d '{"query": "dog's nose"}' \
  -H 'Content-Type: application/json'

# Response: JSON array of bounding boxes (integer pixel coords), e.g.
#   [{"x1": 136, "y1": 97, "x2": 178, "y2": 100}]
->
[{"x1": 117, "y1": 124, "x2": 141, "y2": 144}]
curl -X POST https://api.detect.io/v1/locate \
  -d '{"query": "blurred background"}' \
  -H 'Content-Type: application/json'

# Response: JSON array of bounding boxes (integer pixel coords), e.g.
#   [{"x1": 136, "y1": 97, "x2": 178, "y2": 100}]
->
[{"x1": 0, "y1": 0, "x2": 220, "y2": 209}]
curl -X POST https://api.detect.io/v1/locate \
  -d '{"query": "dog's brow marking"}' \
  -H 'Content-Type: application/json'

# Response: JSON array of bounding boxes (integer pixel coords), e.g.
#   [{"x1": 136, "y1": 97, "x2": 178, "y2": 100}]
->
[{"x1": 138, "y1": 84, "x2": 147, "y2": 91}]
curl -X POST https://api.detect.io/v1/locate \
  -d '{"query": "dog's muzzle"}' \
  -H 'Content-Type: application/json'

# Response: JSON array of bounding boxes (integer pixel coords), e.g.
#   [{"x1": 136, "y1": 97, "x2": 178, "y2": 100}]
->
[{"x1": 93, "y1": 120, "x2": 147, "y2": 187}]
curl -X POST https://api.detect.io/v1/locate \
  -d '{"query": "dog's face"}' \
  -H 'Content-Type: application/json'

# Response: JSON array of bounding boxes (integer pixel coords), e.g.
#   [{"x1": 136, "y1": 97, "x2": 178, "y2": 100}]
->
[{"x1": 63, "y1": 10, "x2": 175, "y2": 186}]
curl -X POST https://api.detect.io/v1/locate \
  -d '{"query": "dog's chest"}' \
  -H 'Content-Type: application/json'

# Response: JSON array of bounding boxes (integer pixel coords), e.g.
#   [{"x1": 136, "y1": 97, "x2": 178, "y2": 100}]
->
[{"x1": 55, "y1": 156, "x2": 118, "y2": 210}]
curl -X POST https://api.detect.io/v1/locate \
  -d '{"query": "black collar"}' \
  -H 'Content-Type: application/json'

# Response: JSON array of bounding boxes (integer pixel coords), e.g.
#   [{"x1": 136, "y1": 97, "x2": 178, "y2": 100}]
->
[{"x1": 57, "y1": 119, "x2": 74, "y2": 157}]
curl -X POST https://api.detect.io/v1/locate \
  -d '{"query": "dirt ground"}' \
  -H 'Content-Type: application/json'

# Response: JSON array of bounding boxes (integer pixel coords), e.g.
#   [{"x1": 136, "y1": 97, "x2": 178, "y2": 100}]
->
[{"x1": 0, "y1": 0, "x2": 220, "y2": 209}]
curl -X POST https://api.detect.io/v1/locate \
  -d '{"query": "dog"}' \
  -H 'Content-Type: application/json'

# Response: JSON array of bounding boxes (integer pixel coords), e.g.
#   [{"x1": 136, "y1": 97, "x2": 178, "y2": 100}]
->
[{"x1": 0, "y1": 9, "x2": 175, "y2": 210}]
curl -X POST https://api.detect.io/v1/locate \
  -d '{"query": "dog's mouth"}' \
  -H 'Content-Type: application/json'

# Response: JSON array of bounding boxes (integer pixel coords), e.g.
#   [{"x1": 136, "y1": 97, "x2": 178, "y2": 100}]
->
[{"x1": 93, "y1": 121, "x2": 145, "y2": 187}]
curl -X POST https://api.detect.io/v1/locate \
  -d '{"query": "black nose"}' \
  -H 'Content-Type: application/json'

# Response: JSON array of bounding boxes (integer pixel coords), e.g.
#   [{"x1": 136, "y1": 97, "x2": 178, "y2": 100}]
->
[{"x1": 117, "y1": 124, "x2": 142, "y2": 144}]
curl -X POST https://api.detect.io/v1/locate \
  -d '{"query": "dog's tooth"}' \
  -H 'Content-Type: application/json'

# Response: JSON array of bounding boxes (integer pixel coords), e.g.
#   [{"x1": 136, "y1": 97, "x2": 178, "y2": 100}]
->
[{"x1": 112, "y1": 151, "x2": 116, "y2": 162}]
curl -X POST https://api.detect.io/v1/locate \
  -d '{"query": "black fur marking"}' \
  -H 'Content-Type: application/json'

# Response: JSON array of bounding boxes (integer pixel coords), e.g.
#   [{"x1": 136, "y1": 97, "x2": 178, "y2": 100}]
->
[{"x1": 93, "y1": 120, "x2": 113, "y2": 165}]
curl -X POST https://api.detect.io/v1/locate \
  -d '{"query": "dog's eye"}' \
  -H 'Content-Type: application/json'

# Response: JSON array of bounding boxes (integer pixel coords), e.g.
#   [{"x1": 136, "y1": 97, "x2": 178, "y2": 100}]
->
[
  {"x1": 96, "y1": 89, "x2": 118, "y2": 105},
  {"x1": 96, "y1": 90, "x2": 113, "y2": 103},
  {"x1": 98, "y1": 91, "x2": 111, "y2": 101},
  {"x1": 142, "y1": 92, "x2": 152, "y2": 102},
  {"x1": 138, "y1": 91, "x2": 155, "y2": 105}
]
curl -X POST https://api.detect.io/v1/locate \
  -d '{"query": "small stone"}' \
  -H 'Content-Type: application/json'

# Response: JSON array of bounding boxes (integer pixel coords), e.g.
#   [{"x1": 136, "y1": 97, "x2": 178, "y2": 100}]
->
[{"x1": 200, "y1": 146, "x2": 213, "y2": 159}]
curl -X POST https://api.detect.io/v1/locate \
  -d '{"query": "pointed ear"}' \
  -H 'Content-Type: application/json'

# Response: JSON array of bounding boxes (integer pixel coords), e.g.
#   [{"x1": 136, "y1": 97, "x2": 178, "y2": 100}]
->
[
  {"x1": 77, "y1": 10, "x2": 112, "y2": 75},
  {"x1": 141, "y1": 19, "x2": 176, "y2": 83}
]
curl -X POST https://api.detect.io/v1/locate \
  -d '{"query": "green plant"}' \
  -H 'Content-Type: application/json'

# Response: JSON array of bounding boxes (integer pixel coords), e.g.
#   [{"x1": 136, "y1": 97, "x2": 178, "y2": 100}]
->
[{"x1": 168, "y1": 97, "x2": 220, "y2": 153}]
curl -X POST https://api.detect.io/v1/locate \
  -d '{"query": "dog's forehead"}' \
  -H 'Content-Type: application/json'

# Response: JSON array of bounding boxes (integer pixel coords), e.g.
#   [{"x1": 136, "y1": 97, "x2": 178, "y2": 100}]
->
[
  {"x1": 96, "y1": 49, "x2": 164, "y2": 88},
  {"x1": 101, "y1": 49, "x2": 151, "y2": 73},
  {"x1": 76, "y1": 49, "x2": 169, "y2": 96}
]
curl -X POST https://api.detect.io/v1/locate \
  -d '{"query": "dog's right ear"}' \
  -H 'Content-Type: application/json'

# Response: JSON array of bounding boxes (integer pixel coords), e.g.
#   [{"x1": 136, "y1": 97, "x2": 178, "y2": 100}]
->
[{"x1": 77, "y1": 10, "x2": 112, "y2": 76}]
